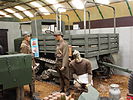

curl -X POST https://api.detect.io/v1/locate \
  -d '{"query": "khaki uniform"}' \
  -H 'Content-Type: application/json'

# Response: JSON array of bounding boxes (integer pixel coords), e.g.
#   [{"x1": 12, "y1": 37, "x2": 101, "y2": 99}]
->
[
  {"x1": 20, "y1": 40, "x2": 31, "y2": 54},
  {"x1": 20, "y1": 40, "x2": 35, "y2": 95},
  {"x1": 69, "y1": 58, "x2": 92, "y2": 78},
  {"x1": 55, "y1": 39, "x2": 70, "y2": 91}
]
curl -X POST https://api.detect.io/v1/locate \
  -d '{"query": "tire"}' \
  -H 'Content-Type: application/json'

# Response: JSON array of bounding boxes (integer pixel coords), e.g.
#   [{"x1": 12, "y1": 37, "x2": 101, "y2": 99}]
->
[{"x1": 128, "y1": 72, "x2": 133, "y2": 94}]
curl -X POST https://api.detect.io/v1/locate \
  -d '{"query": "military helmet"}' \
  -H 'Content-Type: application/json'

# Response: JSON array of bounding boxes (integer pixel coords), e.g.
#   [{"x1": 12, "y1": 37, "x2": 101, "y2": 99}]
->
[
  {"x1": 53, "y1": 30, "x2": 63, "y2": 36},
  {"x1": 23, "y1": 34, "x2": 31, "y2": 39}
]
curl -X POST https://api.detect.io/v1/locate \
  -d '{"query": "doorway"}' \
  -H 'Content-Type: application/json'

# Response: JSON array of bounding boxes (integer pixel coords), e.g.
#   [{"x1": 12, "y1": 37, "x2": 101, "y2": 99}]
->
[{"x1": 0, "y1": 29, "x2": 8, "y2": 54}]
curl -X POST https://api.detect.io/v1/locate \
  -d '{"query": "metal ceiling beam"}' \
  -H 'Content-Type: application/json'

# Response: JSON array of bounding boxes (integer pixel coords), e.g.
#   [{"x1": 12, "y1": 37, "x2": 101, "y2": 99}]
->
[
  {"x1": 93, "y1": 0, "x2": 104, "y2": 19},
  {"x1": 125, "y1": 0, "x2": 132, "y2": 16},
  {"x1": 39, "y1": 0, "x2": 56, "y2": 13},
  {"x1": 13, "y1": 7, "x2": 31, "y2": 20},
  {"x1": 0, "y1": 0, "x2": 42, "y2": 20},
  {"x1": 0, "y1": 0, "x2": 68, "y2": 10},
  {"x1": 1, "y1": 10, "x2": 17, "y2": 19},
  {"x1": 0, "y1": 0, "x2": 35, "y2": 9},
  {"x1": 0, "y1": 0, "x2": 69, "y2": 20},
  {"x1": 66, "y1": 1, "x2": 81, "y2": 22},
  {"x1": 23, "y1": 2, "x2": 43, "y2": 19}
]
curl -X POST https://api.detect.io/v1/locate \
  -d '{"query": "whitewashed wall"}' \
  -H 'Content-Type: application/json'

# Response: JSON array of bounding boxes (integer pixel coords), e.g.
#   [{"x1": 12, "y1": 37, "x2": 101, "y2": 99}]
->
[
  {"x1": 67, "y1": 26, "x2": 133, "y2": 75},
  {"x1": 21, "y1": 24, "x2": 31, "y2": 35},
  {"x1": 0, "y1": 21, "x2": 21, "y2": 52},
  {"x1": 0, "y1": 21, "x2": 132, "y2": 75}
]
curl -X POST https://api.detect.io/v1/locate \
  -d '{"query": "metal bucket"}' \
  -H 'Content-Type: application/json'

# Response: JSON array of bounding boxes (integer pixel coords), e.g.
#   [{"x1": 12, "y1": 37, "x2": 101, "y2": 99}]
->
[{"x1": 109, "y1": 84, "x2": 121, "y2": 100}]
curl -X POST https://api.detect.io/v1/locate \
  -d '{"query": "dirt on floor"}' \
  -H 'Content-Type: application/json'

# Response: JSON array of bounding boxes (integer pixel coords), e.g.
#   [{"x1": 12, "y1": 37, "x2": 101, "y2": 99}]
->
[
  {"x1": 93, "y1": 75, "x2": 129, "y2": 100},
  {"x1": 24, "y1": 75, "x2": 129, "y2": 100}
]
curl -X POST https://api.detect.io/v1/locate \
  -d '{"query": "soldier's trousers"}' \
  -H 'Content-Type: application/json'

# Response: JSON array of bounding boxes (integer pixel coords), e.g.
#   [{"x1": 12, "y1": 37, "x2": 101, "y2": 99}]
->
[
  {"x1": 57, "y1": 68, "x2": 70, "y2": 91},
  {"x1": 60, "y1": 76, "x2": 70, "y2": 92},
  {"x1": 29, "y1": 68, "x2": 35, "y2": 96},
  {"x1": 16, "y1": 86, "x2": 24, "y2": 100}
]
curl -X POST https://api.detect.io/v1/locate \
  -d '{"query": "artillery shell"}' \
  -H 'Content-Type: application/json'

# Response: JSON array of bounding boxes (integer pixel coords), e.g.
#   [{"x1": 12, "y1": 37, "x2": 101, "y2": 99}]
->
[
  {"x1": 56, "y1": 94, "x2": 61, "y2": 100},
  {"x1": 52, "y1": 97, "x2": 58, "y2": 100},
  {"x1": 43, "y1": 97, "x2": 49, "y2": 100},
  {"x1": 61, "y1": 93, "x2": 66, "y2": 100},
  {"x1": 48, "y1": 95, "x2": 53, "y2": 99}
]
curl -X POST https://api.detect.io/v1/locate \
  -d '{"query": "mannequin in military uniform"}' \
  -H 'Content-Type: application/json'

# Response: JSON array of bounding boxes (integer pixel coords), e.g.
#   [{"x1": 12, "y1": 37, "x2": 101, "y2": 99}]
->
[
  {"x1": 54, "y1": 31, "x2": 70, "y2": 95},
  {"x1": 69, "y1": 50, "x2": 93, "y2": 88},
  {"x1": 20, "y1": 34, "x2": 35, "y2": 97}
]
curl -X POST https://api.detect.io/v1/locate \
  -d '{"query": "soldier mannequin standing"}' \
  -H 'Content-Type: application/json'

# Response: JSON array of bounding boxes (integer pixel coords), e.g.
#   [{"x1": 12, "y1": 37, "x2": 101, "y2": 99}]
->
[
  {"x1": 54, "y1": 31, "x2": 70, "y2": 95},
  {"x1": 20, "y1": 34, "x2": 36, "y2": 98}
]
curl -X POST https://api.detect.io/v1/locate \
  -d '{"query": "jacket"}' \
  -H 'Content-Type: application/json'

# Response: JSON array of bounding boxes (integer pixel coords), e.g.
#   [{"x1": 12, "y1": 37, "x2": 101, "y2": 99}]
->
[{"x1": 55, "y1": 39, "x2": 69, "y2": 79}]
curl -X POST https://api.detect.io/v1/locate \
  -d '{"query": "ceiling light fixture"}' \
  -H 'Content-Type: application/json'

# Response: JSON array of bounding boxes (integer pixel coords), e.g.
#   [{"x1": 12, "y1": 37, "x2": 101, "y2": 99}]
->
[
  {"x1": 24, "y1": 11, "x2": 34, "y2": 17},
  {"x1": 30, "y1": 2, "x2": 42, "y2": 8},
  {"x1": 53, "y1": 4, "x2": 66, "y2": 13},
  {"x1": 0, "y1": 11, "x2": 6, "y2": 15},
  {"x1": 71, "y1": 0, "x2": 84, "y2": 9},
  {"x1": 38, "y1": 7, "x2": 50, "y2": 15},
  {"x1": 43, "y1": 12, "x2": 50, "y2": 15},
  {"x1": 5, "y1": 9, "x2": 15, "y2": 13},
  {"x1": 14, "y1": 13, "x2": 23, "y2": 19},
  {"x1": 45, "y1": 0, "x2": 58, "y2": 4},
  {"x1": 15, "y1": 6, "x2": 26, "y2": 11},
  {"x1": 95, "y1": 0, "x2": 110, "y2": 5},
  {"x1": 39, "y1": 7, "x2": 48, "y2": 12},
  {"x1": 5, "y1": 15, "x2": 12, "y2": 17}
]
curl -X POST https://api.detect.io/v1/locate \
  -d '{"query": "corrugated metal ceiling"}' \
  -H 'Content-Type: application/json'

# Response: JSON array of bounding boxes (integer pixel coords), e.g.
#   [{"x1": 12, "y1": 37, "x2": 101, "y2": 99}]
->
[{"x1": 0, "y1": 0, "x2": 132, "y2": 23}]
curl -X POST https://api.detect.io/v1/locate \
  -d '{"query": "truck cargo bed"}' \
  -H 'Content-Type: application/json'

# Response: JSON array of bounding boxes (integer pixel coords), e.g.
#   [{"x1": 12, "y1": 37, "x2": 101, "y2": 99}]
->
[{"x1": 38, "y1": 33, "x2": 119, "y2": 58}]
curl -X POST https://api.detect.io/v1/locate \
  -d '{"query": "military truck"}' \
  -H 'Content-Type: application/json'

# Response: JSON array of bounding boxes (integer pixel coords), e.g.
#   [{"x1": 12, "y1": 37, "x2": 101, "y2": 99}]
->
[
  {"x1": 14, "y1": 1, "x2": 119, "y2": 80},
  {"x1": 0, "y1": 54, "x2": 32, "y2": 100}
]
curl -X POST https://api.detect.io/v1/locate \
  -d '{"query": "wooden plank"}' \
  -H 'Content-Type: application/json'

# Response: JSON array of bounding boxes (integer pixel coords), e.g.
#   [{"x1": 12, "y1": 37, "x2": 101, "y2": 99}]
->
[
  {"x1": 110, "y1": 34, "x2": 119, "y2": 37},
  {"x1": 71, "y1": 34, "x2": 98, "y2": 39},
  {"x1": 88, "y1": 47, "x2": 98, "y2": 52},
  {"x1": 99, "y1": 38, "x2": 108, "y2": 44},
  {"x1": 100, "y1": 44, "x2": 108, "y2": 50},
  {"x1": 89, "y1": 39, "x2": 98, "y2": 45},
  {"x1": 72, "y1": 40, "x2": 85, "y2": 45},
  {"x1": 38, "y1": 35, "x2": 44, "y2": 40},
  {"x1": 38, "y1": 39, "x2": 44, "y2": 41},
  {"x1": 39, "y1": 51, "x2": 45, "y2": 53},
  {"x1": 110, "y1": 39, "x2": 118, "y2": 43},
  {"x1": 39, "y1": 46, "x2": 44, "y2": 51},
  {"x1": 99, "y1": 48, "x2": 119, "y2": 55},
  {"x1": 45, "y1": 51, "x2": 55, "y2": 54},
  {"x1": 111, "y1": 48, "x2": 119, "y2": 53},
  {"x1": 38, "y1": 41, "x2": 44, "y2": 46},
  {"x1": 87, "y1": 52, "x2": 98, "y2": 58},
  {"x1": 63, "y1": 35, "x2": 69, "y2": 39},
  {"x1": 45, "y1": 41, "x2": 56, "y2": 46},
  {"x1": 71, "y1": 34, "x2": 85, "y2": 39},
  {"x1": 99, "y1": 50, "x2": 110, "y2": 55},
  {"x1": 99, "y1": 34, "x2": 108, "y2": 38},
  {"x1": 85, "y1": 48, "x2": 118, "y2": 58},
  {"x1": 45, "y1": 46, "x2": 56, "y2": 50},
  {"x1": 64, "y1": 39, "x2": 69, "y2": 41},
  {"x1": 88, "y1": 34, "x2": 98, "y2": 38},
  {"x1": 72, "y1": 47, "x2": 85, "y2": 52},
  {"x1": 71, "y1": 38, "x2": 110, "y2": 45},
  {"x1": 111, "y1": 43, "x2": 118, "y2": 48},
  {"x1": 45, "y1": 36, "x2": 55, "y2": 40}
]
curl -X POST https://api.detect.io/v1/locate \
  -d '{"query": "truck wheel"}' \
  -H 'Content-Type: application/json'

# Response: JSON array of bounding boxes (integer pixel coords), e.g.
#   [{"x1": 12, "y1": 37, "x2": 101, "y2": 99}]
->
[{"x1": 128, "y1": 72, "x2": 133, "y2": 94}]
